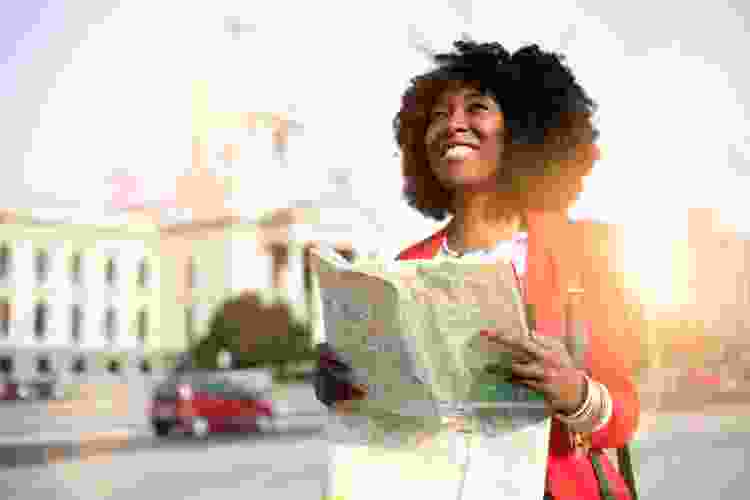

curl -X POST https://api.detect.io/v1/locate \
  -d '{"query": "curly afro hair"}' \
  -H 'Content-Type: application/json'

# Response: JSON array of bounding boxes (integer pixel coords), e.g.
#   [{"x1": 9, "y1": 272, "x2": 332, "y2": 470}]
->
[{"x1": 393, "y1": 40, "x2": 600, "y2": 221}]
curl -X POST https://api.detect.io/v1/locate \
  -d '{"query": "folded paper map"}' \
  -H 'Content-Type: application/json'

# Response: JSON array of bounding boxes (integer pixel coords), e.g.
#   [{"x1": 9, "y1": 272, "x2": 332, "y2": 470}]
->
[{"x1": 310, "y1": 246, "x2": 552, "y2": 500}]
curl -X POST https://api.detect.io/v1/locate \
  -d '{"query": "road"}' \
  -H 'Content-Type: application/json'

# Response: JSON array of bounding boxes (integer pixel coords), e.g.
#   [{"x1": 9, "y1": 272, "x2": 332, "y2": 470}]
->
[
  {"x1": 1, "y1": 414, "x2": 748, "y2": 500},
  {"x1": 0, "y1": 375, "x2": 159, "y2": 436},
  {"x1": 0, "y1": 380, "x2": 326, "y2": 438},
  {"x1": 0, "y1": 430, "x2": 329, "y2": 500}
]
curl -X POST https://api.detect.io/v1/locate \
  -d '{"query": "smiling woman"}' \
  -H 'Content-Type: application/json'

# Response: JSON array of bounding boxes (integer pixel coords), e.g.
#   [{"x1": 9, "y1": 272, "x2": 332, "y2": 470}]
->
[
  {"x1": 395, "y1": 41, "x2": 599, "y2": 227},
  {"x1": 315, "y1": 39, "x2": 639, "y2": 500}
]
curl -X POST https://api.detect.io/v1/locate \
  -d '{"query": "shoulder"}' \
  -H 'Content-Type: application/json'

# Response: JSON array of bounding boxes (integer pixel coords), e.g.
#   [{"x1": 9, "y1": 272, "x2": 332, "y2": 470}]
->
[{"x1": 395, "y1": 226, "x2": 448, "y2": 261}]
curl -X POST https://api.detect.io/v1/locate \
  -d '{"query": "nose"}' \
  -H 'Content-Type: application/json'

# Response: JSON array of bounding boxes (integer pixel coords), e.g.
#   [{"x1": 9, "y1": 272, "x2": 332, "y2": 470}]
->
[{"x1": 446, "y1": 109, "x2": 469, "y2": 133}]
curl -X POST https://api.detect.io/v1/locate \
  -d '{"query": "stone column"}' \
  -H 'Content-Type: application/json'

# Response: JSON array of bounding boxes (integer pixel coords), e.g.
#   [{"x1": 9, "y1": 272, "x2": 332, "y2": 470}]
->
[{"x1": 269, "y1": 242, "x2": 289, "y2": 295}]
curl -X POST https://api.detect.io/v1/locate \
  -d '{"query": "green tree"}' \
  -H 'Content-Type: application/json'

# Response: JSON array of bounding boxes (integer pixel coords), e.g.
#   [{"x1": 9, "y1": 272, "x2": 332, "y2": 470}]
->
[{"x1": 191, "y1": 292, "x2": 316, "y2": 376}]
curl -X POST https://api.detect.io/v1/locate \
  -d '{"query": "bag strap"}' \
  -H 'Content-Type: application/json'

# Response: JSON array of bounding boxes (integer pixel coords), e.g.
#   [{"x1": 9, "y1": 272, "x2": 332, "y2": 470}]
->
[
  {"x1": 617, "y1": 444, "x2": 639, "y2": 500},
  {"x1": 590, "y1": 450, "x2": 617, "y2": 500}
]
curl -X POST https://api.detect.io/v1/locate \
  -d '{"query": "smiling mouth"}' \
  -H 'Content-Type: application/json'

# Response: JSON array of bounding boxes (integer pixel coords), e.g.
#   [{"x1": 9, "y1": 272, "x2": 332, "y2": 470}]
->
[{"x1": 442, "y1": 144, "x2": 477, "y2": 159}]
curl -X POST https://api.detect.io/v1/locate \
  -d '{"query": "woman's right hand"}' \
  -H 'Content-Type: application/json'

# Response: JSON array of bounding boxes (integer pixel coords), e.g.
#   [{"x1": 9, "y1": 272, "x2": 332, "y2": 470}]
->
[{"x1": 314, "y1": 342, "x2": 368, "y2": 410}]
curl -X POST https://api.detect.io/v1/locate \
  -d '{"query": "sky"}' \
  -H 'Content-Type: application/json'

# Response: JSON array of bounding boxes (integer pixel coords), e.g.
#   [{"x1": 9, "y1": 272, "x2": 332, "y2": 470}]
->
[{"x1": 2, "y1": 0, "x2": 749, "y2": 256}]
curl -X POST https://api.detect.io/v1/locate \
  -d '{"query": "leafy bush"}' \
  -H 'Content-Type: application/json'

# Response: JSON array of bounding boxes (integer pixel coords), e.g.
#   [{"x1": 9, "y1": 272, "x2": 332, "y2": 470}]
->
[{"x1": 191, "y1": 293, "x2": 316, "y2": 376}]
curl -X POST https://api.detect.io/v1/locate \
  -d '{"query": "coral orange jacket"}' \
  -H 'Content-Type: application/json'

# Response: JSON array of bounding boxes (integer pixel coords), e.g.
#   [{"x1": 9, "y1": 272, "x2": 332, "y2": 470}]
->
[{"x1": 396, "y1": 215, "x2": 639, "y2": 500}]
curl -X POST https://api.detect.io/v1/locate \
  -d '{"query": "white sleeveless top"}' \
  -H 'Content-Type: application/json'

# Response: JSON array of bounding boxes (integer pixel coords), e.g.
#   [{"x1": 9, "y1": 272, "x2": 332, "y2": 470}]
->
[{"x1": 439, "y1": 231, "x2": 528, "y2": 294}]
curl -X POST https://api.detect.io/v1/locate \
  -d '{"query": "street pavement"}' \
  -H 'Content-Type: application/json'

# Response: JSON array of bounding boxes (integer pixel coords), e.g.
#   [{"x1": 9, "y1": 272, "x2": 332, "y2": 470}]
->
[
  {"x1": 0, "y1": 414, "x2": 748, "y2": 500},
  {"x1": 2, "y1": 381, "x2": 749, "y2": 499},
  {"x1": 0, "y1": 374, "x2": 161, "y2": 437}
]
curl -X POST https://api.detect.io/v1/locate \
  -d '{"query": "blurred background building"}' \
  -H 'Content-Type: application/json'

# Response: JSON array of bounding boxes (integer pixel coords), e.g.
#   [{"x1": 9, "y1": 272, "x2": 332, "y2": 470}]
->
[
  {"x1": 0, "y1": 91, "x2": 373, "y2": 384},
  {"x1": 564, "y1": 207, "x2": 750, "y2": 408}
]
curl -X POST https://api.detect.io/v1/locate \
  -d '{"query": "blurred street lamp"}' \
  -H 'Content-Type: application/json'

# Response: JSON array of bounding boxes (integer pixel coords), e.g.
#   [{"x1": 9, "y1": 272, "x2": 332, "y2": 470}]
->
[
  {"x1": 407, "y1": 23, "x2": 436, "y2": 59},
  {"x1": 224, "y1": 16, "x2": 256, "y2": 41}
]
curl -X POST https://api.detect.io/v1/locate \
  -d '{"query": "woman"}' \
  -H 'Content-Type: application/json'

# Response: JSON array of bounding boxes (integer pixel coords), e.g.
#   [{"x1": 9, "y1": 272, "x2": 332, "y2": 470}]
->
[{"x1": 315, "y1": 40, "x2": 639, "y2": 500}]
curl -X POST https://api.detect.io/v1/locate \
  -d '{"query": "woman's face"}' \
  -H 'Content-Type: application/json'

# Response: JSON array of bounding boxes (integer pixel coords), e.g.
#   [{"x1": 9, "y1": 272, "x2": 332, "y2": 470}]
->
[{"x1": 424, "y1": 85, "x2": 505, "y2": 191}]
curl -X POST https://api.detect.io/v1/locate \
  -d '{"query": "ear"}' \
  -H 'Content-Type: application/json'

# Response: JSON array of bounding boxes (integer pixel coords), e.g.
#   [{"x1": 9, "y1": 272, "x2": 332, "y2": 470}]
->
[
  {"x1": 519, "y1": 212, "x2": 529, "y2": 231},
  {"x1": 578, "y1": 143, "x2": 600, "y2": 164}
]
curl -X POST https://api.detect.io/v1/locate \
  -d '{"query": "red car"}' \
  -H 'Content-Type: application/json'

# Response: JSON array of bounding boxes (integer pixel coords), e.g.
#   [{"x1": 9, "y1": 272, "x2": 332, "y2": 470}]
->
[
  {"x1": 148, "y1": 371, "x2": 275, "y2": 438},
  {"x1": 0, "y1": 379, "x2": 29, "y2": 401}
]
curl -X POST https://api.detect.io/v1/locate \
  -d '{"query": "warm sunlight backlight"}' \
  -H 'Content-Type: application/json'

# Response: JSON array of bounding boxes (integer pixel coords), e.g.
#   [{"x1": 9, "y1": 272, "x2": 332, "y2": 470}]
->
[{"x1": 620, "y1": 220, "x2": 691, "y2": 311}]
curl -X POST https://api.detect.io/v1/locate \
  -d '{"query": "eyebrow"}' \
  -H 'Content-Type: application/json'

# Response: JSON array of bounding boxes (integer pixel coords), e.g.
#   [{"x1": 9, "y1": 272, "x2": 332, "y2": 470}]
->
[{"x1": 434, "y1": 91, "x2": 492, "y2": 108}]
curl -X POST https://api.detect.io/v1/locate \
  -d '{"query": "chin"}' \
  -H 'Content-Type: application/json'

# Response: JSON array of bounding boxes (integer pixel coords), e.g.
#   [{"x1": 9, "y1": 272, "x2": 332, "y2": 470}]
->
[
  {"x1": 438, "y1": 170, "x2": 498, "y2": 191},
  {"x1": 433, "y1": 158, "x2": 497, "y2": 186}
]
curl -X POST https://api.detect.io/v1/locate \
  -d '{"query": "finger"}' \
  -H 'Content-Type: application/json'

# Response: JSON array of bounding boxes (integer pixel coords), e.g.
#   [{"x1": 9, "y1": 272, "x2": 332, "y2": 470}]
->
[
  {"x1": 522, "y1": 333, "x2": 570, "y2": 360},
  {"x1": 481, "y1": 329, "x2": 529, "y2": 350},
  {"x1": 511, "y1": 362, "x2": 546, "y2": 381},
  {"x1": 529, "y1": 335, "x2": 577, "y2": 367},
  {"x1": 479, "y1": 333, "x2": 530, "y2": 358},
  {"x1": 487, "y1": 330, "x2": 546, "y2": 360},
  {"x1": 532, "y1": 334, "x2": 565, "y2": 351},
  {"x1": 333, "y1": 400, "x2": 357, "y2": 415},
  {"x1": 352, "y1": 383, "x2": 369, "y2": 398}
]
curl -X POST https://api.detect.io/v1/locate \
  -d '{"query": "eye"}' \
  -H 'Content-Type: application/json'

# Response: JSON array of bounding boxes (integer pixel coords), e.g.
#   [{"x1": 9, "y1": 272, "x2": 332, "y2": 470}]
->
[
  {"x1": 429, "y1": 110, "x2": 448, "y2": 121},
  {"x1": 468, "y1": 102, "x2": 489, "y2": 112}
]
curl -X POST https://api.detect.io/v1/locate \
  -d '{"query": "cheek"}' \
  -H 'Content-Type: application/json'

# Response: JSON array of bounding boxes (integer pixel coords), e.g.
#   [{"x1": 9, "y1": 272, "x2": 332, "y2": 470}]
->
[
  {"x1": 485, "y1": 138, "x2": 504, "y2": 158},
  {"x1": 478, "y1": 119, "x2": 505, "y2": 157},
  {"x1": 424, "y1": 122, "x2": 443, "y2": 149},
  {"x1": 478, "y1": 137, "x2": 504, "y2": 167}
]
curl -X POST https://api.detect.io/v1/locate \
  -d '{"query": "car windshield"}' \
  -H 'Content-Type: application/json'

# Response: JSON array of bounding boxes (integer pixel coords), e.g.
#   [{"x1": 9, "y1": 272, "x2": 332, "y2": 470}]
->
[
  {"x1": 163, "y1": 372, "x2": 231, "y2": 394},
  {"x1": 156, "y1": 370, "x2": 271, "y2": 399}
]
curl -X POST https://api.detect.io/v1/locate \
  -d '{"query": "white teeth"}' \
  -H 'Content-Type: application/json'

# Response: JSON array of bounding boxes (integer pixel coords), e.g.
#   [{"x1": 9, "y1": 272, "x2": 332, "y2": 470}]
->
[{"x1": 443, "y1": 145, "x2": 475, "y2": 159}]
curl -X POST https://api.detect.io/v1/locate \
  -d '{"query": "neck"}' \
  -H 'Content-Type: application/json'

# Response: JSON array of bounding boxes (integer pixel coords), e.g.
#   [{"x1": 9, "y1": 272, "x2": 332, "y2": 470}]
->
[{"x1": 446, "y1": 191, "x2": 522, "y2": 254}]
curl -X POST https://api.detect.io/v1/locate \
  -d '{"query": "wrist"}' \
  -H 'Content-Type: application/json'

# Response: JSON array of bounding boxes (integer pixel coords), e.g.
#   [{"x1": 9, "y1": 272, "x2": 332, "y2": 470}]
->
[
  {"x1": 559, "y1": 370, "x2": 589, "y2": 417},
  {"x1": 555, "y1": 375, "x2": 612, "y2": 434}
]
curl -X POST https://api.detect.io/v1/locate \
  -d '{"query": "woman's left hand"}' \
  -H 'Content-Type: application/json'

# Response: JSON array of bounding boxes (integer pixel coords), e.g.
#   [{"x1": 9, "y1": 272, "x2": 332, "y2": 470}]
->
[{"x1": 480, "y1": 329, "x2": 587, "y2": 415}]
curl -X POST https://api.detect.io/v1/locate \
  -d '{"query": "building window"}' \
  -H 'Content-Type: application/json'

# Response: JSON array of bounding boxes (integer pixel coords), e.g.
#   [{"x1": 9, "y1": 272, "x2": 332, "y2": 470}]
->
[
  {"x1": 34, "y1": 302, "x2": 48, "y2": 340},
  {"x1": 0, "y1": 356, "x2": 13, "y2": 375},
  {"x1": 36, "y1": 356, "x2": 52, "y2": 375},
  {"x1": 1, "y1": 299, "x2": 9, "y2": 338},
  {"x1": 105, "y1": 258, "x2": 117, "y2": 286},
  {"x1": 185, "y1": 305, "x2": 195, "y2": 347},
  {"x1": 137, "y1": 308, "x2": 148, "y2": 345},
  {"x1": 137, "y1": 258, "x2": 150, "y2": 288},
  {"x1": 71, "y1": 252, "x2": 82, "y2": 285},
  {"x1": 72, "y1": 357, "x2": 86, "y2": 374},
  {"x1": 186, "y1": 257, "x2": 196, "y2": 290},
  {"x1": 107, "y1": 359, "x2": 121, "y2": 374},
  {"x1": 71, "y1": 305, "x2": 82, "y2": 343},
  {"x1": 0, "y1": 244, "x2": 10, "y2": 280},
  {"x1": 104, "y1": 307, "x2": 117, "y2": 342},
  {"x1": 35, "y1": 249, "x2": 49, "y2": 285}
]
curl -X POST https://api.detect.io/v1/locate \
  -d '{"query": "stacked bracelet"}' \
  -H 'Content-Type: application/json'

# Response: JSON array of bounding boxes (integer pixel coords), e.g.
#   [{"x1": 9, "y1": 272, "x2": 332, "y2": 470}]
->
[
  {"x1": 592, "y1": 381, "x2": 613, "y2": 433},
  {"x1": 555, "y1": 375, "x2": 612, "y2": 434}
]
